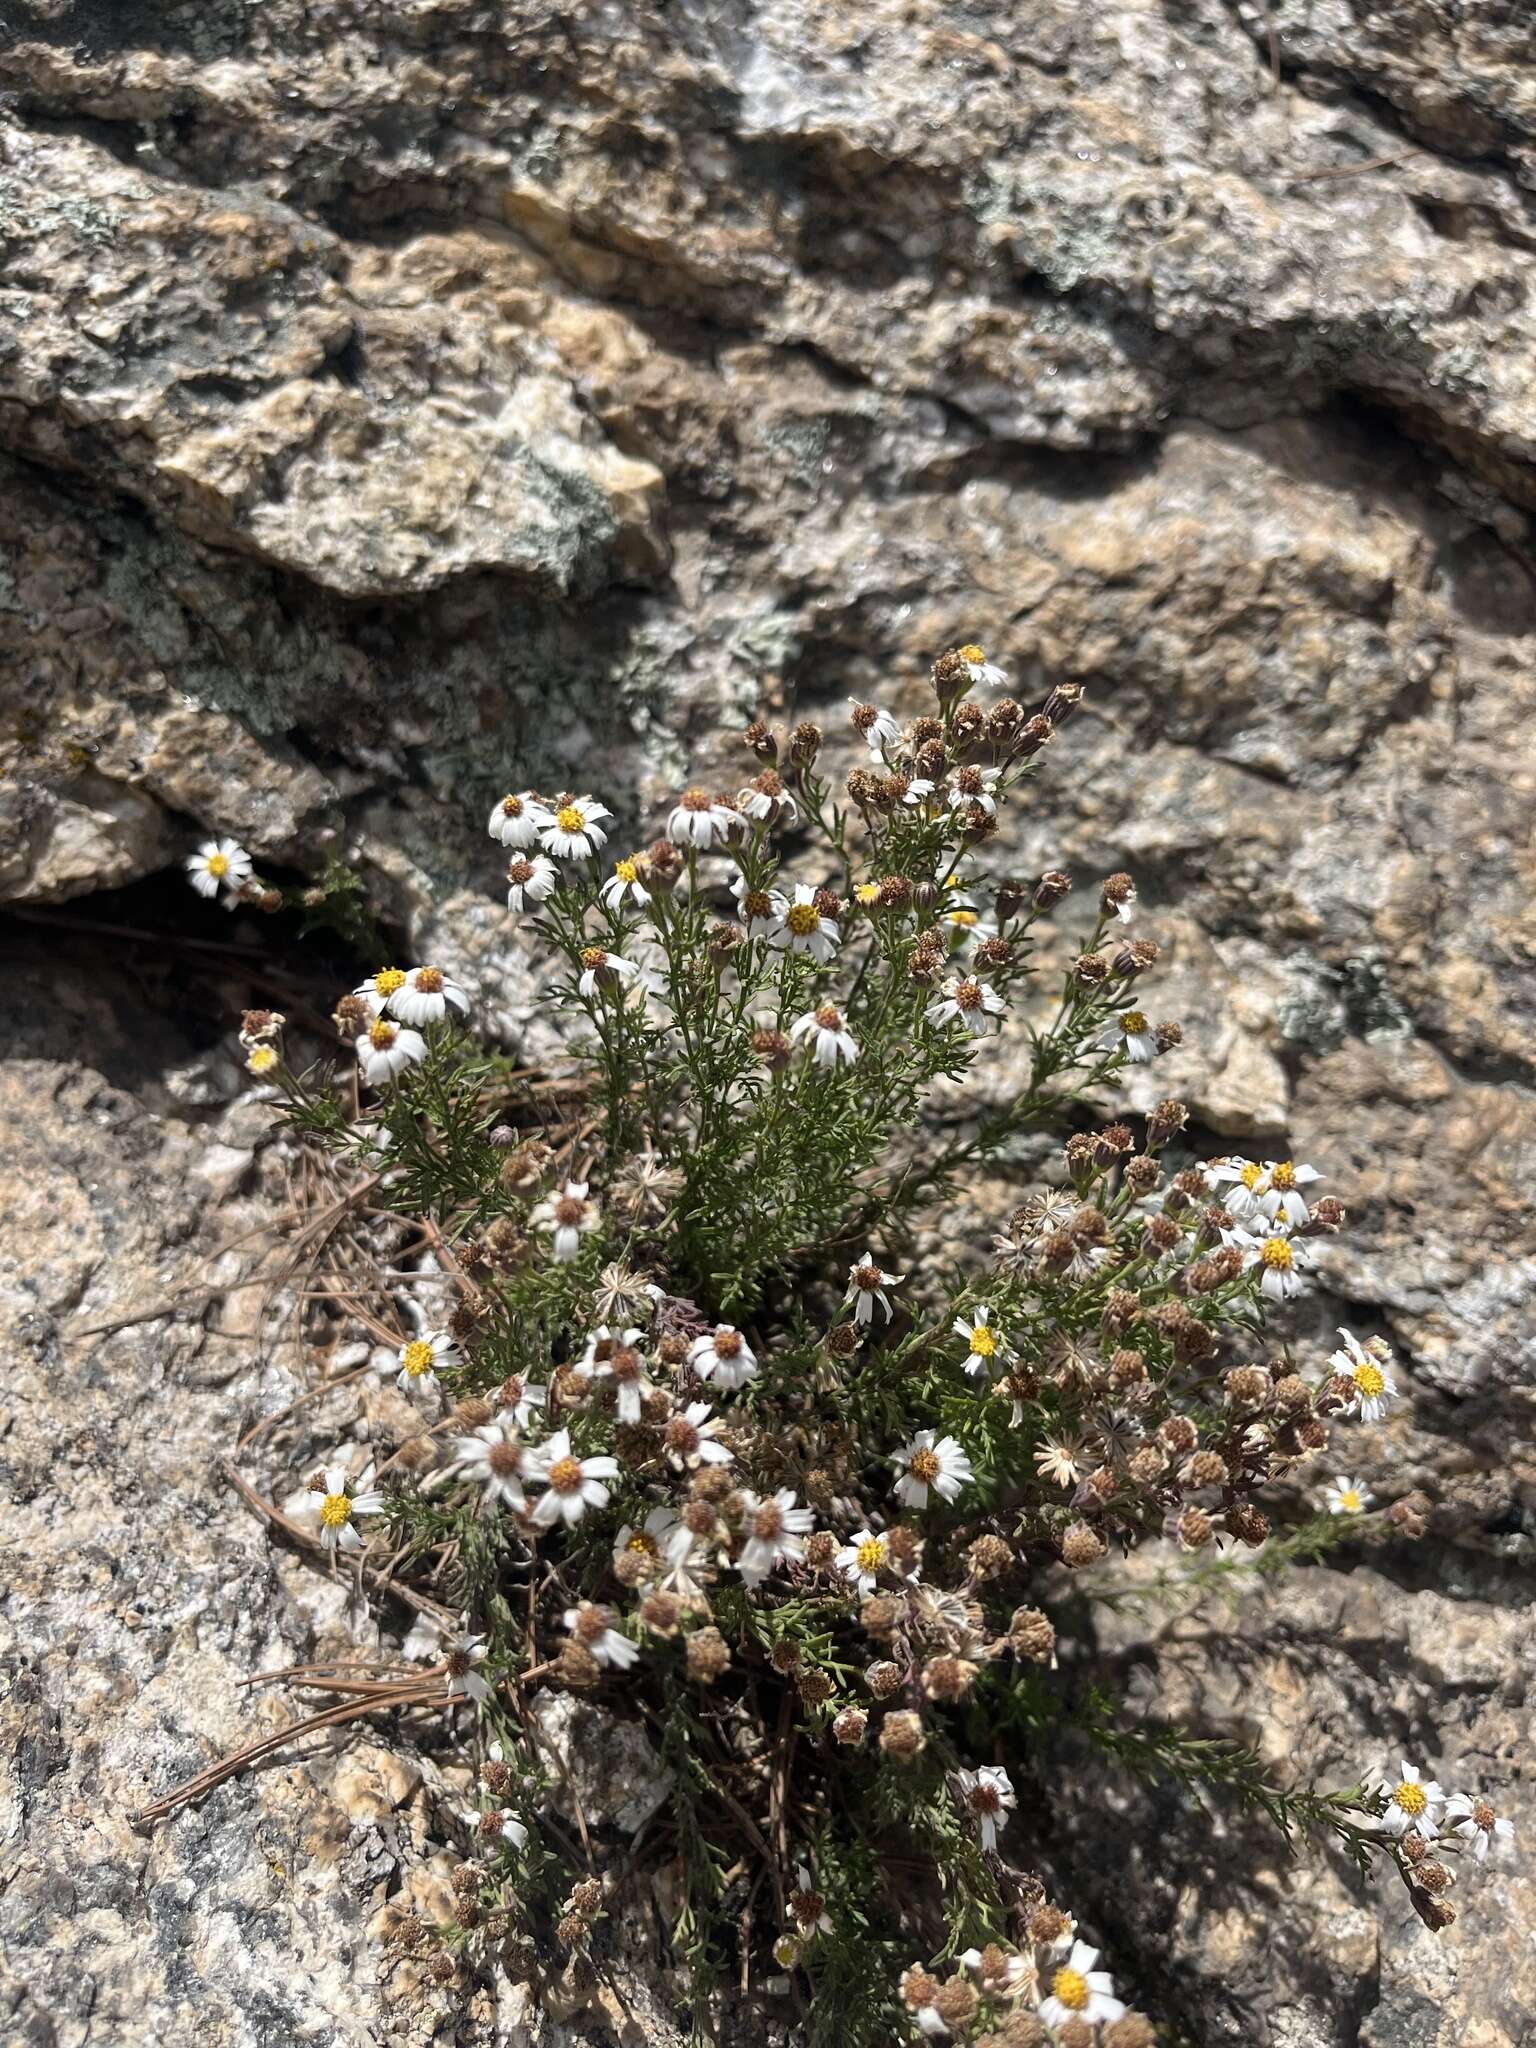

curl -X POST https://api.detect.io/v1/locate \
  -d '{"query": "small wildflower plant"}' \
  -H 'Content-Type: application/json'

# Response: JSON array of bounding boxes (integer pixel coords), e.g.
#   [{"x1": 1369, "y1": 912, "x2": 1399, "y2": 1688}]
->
[{"x1": 183, "y1": 646, "x2": 1509, "y2": 2043}]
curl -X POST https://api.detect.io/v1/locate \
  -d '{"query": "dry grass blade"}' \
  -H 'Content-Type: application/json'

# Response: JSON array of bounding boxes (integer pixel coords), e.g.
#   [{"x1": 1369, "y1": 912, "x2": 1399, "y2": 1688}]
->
[{"x1": 131, "y1": 1678, "x2": 445, "y2": 1826}]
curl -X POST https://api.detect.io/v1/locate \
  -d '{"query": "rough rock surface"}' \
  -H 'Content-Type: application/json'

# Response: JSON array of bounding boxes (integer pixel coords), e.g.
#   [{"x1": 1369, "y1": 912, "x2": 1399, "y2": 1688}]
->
[{"x1": 1, "y1": 1, "x2": 1533, "y2": 2043}]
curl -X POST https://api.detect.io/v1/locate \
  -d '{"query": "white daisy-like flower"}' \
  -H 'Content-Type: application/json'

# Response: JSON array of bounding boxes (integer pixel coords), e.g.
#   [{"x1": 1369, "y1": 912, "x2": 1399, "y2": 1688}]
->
[
  {"x1": 960, "y1": 1947, "x2": 1029, "y2": 1997},
  {"x1": 789, "y1": 1863, "x2": 834, "y2": 1937},
  {"x1": 448, "y1": 1413, "x2": 534, "y2": 1511},
  {"x1": 1255, "y1": 1157, "x2": 1323, "y2": 1226},
  {"x1": 730, "y1": 873, "x2": 788, "y2": 940},
  {"x1": 393, "y1": 1328, "x2": 458, "y2": 1395},
  {"x1": 311, "y1": 1462, "x2": 385, "y2": 1553},
  {"x1": 355, "y1": 1017, "x2": 428, "y2": 1086},
  {"x1": 505, "y1": 852, "x2": 559, "y2": 912},
  {"x1": 954, "y1": 642, "x2": 1008, "y2": 689},
  {"x1": 461, "y1": 1804, "x2": 529, "y2": 1851},
  {"x1": 946, "y1": 764, "x2": 1002, "y2": 817},
  {"x1": 1205, "y1": 1156, "x2": 1266, "y2": 1219},
  {"x1": 540, "y1": 794, "x2": 613, "y2": 860},
  {"x1": 353, "y1": 966, "x2": 407, "y2": 1015},
  {"x1": 1376, "y1": 1758, "x2": 1446, "y2": 1840},
  {"x1": 1033, "y1": 1438, "x2": 1084, "y2": 1489},
  {"x1": 846, "y1": 1252, "x2": 905, "y2": 1325},
  {"x1": 900, "y1": 777, "x2": 937, "y2": 810},
  {"x1": 738, "y1": 771, "x2": 798, "y2": 823},
  {"x1": 186, "y1": 837, "x2": 253, "y2": 898},
  {"x1": 1104, "y1": 877, "x2": 1137, "y2": 922},
  {"x1": 1245, "y1": 1222, "x2": 1310, "y2": 1301},
  {"x1": 893, "y1": 1430, "x2": 973, "y2": 1509},
  {"x1": 576, "y1": 946, "x2": 644, "y2": 999},
  {"x1": 496, "y1": 1374, "x2": 548, "y2": 1430},
  {"x1": 926, "y1": 975, "x2": 1006, "y2": 1036},
  {"x1": 1325, "y1": 1475, "x2": 1373, "y2": 1516},
  {"x1": 661, "y1": 1400, "x2": 735, "y2": 1473},
  {"x1": 443, "y1": 1628, "x2": 492, "y2": 1704},
  {"x1": 575, "y1": 1325, "x2": 655, "y2": 1424},
  {"x1": 768, "y1": 883, "x2": 841, "y2": 964},
  {"x1": 953, "y1": 1305, "x2": 1012, "y2": 1379},
  {"x1": 737, "y1": 1488, "x2": 815, "y2": 1586},
  {"x1": 614, "y1": 1505, "x2": 685, "y2": 1571},
  {"x1": 1329, "y1": 1329, "x2": 1400, "y2": 1421},
  {"x1": 847, "y1": 698, "x2": 901, "y2": 756},
  {"x1": 955, "y1": 1764, "x2": 1016, "y2": 1853},
  {"x1": 528, "y1": 1428, "x2": 620, "y2": 1527},
  {"x1": 564, "y1": 1601, "x2": 640, "y2": 1670},
  {"x1": 529, "y1": 1179, "x2": 600, "y2": 1263},
  {"x1": 1038, "y1": 1940, "x2": 1125, "y2": 2031},
  {"x1": 940, "y1": 903, "x2": 998, "y2": 950},
  {"x1": 789, "y1": 1003, "x2": 859, "y2": 1069},
  {"x1": 598, "y1": 854, "x2": 652, "y2": 911},
  {"x1": 667, "y1": 785, "x2": 737, "y2": 848},
  {"x1": 388, "y1": 965, "x2": 470, "y2": 1027},
  {"x1": 836, "y1": 1528, "x2": 892, "y2": 1595},
  {"x1": 687, "y1": 1324, "x2": 758, "y2": 1391},
  {"x1": 1444, "y1": 1791, "x2": 1515, "y2": 1862},
  {"x1": 488, "y1": 791, "x2": 553, "y2": 847},
  {"x1": 1110, "y1": 1008, "x2": 1157, "y2": 1063}
]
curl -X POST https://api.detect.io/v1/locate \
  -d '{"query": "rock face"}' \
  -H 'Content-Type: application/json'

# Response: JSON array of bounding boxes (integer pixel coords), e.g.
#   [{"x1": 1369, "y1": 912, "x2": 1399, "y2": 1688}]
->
[{"x1": 1, "y1": 2, "x2": 1533, "y2": 2043}]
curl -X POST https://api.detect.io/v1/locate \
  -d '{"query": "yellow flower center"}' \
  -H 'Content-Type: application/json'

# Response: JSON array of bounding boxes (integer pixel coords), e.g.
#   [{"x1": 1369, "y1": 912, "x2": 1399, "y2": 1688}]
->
[
  {"x1": 414, "y1": 966, "x2": 444, "y2": 993},
  {"x1": 786, "y1": 902, "x2": 820, "y2": 936},
  {"x1": 368, "y1": 1020, "x2": 398, "y2": 1048},
  {"x1": 319, "y1": 1492, "x2": 353, "y2": 1529},
  {"x1": 373, "y1": 968, "x2": 407, "y2": 996},
  {"x1": 1337, "y1": 1488, "x2": 1362, "y2": 1513},
  {"x1": 958, "y1": 643, "x2": 986, "y2": 664},
  {"x1": 627, "y1": 1531, "x2": 657, "y2": 1555},
  {"x1": 1240, "y1": 1161, "x2": 1264, "y2": 1189},
  {"x1": 1270, "y1": 1160, "x2": 1297, "y2": 1189},
  {"x1": 948, "y1": 909, "x2": 978, "y2": 928},
  {"x1": 969, "y1": 1325, "x2": 997, "y2": 1357},
  {"x1": 855, "y1": 882, "x2": 880, "y2": 904},
  {"x1": 247, "y1": 1045, "x2": 278, "y2": 1075},
  {"x1": 547, "y1": 1455, "x2": 584, "y2": 1494},
  {"x1": 856, "y1": 1537, "x2": 887, "y2": 1572},
  {"x1": 814, "y1": 1004, "x2": 842, "y2": 1029},
  {"x1": 1121, "y1": 1011, "x2": 1148, "y2": 1034},
  {"x1": 615, "y1": 858, "x2": 638, "y2": 883},
  {"x1": 1052, "y1": 1967, "x2": 1089, "y2": 2012},
  {"x1": 1394, "y1": 1781, "x2": 1427, "y2": 1817},
  {"x1": 501, "y1": 794, "x2": 524, "y2": 816},
  {"x1": 1353, "y1": 1362, "x2": 1385, "y2": 1399},
  {"x1": 581, "y1": 946, "x2": 608, "y2": 971},
  {"x1": 909, "y1": 1448, "x2": 940, "y2": 1484},
  {"x1": 206, "y1": 852, "x2": 229, "y2": 878},
  {"x1": 1260, "y1": 1238, "x2": 1293, "y2": 1271},
  {"x1": 401, "y1": 1339, "x2": 435, "y2": 1378},
  {"x1": 556, "y1": 804, "x2": 585, "y2": 833}
]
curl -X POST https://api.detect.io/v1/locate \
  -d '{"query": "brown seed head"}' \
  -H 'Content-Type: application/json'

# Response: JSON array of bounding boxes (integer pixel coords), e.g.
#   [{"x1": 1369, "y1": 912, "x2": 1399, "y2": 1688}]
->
[
  {"x1": 685, "y1": 1627, "x2": 731, "y2": 1683},
  {"x1": 966, "y1": 1532, "x2": 1014, "y2": 1579},
  {"x1": 1060, "y1": 1522, "x2": 1107, "y2": 1569},
  {"x1": 865, "y1": 1659, "x2": 904, "y2": 1699},
  {"x1": 879, "y1": 1709, "x2": 926, "y2": 1762},
  {"x1": 1009, "y1": 1608, "x2": 1056, "y2": 1663},
  {"x1": 789, "y1": 720, "x2": 823, "y2": 766}
]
